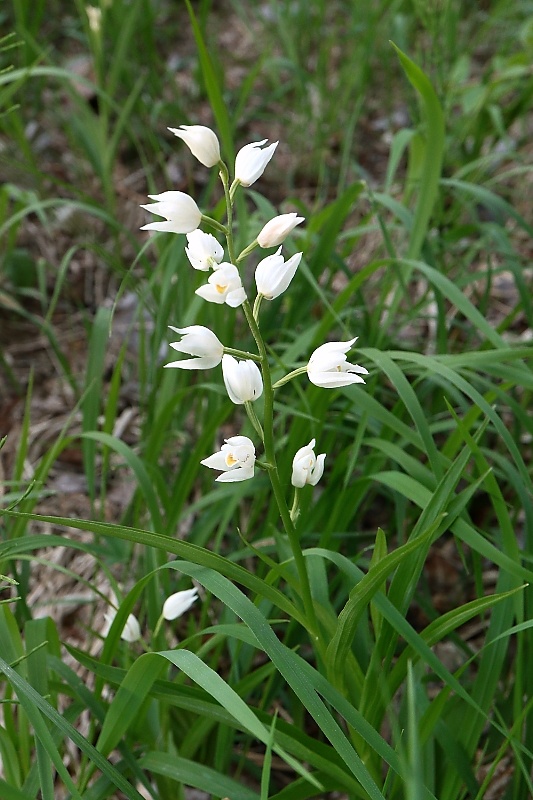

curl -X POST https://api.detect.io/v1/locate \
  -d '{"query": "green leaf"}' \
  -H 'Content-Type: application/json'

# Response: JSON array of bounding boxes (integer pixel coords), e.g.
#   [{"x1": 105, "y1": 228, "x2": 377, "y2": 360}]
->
[
  {"x1": 390, "y1": 43, "x2": 445, "y2": 261},
  {"x1": 0, "y1": 654, "x2": 146, "y2": 800},
  {"x1": 138, "y1": 751, "x2": 260, "y2": 800},
  {"x1": 326, "y1": 518, "x2": 439, "y2": 691},
  {"x1": 97, "y1": 648, "x2": 321, "y2": 790}
]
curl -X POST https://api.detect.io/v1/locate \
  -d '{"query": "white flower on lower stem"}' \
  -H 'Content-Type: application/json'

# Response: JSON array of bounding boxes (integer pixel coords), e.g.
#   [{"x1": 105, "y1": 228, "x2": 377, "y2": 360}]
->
[
  {"x1": 257, "y1": 213, "x2": 305, "y2": 248},
  {"x1": 307, "y1": 338, "x2": 369, "y2": 388},
  {"x1": 222, "y1": 354, "x2": 263, "y2": 404},
  {"x1": 255, "y1": 246, "x2": 302, "y2": 300},
  {"x1": 140, "y1": 191, "x2": 202, "y2": 234},
  {"x1": 86, "y1": 5, "x2": 102, "y2": 34},
  {"x1": 291, "y1": 438, "x2": 326, "y2": 488},
  {"x1": 195, "y1": 263, "x2": 246, "y2": 307},
  {"x1": 201, "y1": 435, "x2": 256, "y2": 482},
  {"x1": 164, "y1": 325, "x2": 224, "y2": 370},
  {"x1": 185, "y1": 230, "x2": 224, "y2": 271},
  {"x1": 104, "y1": 609, "x2": 141, "y2": 643},
  {"x1": 162, "y1": 587, "x2": 199, "y2": 621},
  {"x1": 234, "y1": 139, "x2": 278, "y2": 187},
  {"x1": 168, "y1": 125, "x2": 221, "y2": 168}
]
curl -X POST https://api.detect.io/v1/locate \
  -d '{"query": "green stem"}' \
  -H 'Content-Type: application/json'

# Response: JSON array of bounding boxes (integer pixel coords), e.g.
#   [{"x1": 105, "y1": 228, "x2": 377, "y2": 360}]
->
[
  {"x1": 220, "y1": 165, "x2": 322, "y2": 654},
  {"x1": 201, "y1": 214, "x2": 228, "y2": 235},
  {"x1": 219, "y1": 164, "x2": 237, "y2": 264},
  {"x1": 244, "y1": 401, "x2": 264, "y2": 441},
  {"x1": 223, "y1": 346, "x2": 261, "y2": 362},
  {"x1": 152, "y1": 613, "x2": 165, "y2": 640},
  {"x1": 290, "y1": 488, "x2": 301, "y2": 523},
  {"x1": 241, "y1": 299, "x2": 323, "y2": 653},
  {"x1": 272, "y1": 366, "x2": 308, "y2": 389},
  {"x1": 253, "y1": 293, "x2": 264, "y2": 322},
  {"x1": 237, "y1": 239, "x2": 259, "y2": 263}
]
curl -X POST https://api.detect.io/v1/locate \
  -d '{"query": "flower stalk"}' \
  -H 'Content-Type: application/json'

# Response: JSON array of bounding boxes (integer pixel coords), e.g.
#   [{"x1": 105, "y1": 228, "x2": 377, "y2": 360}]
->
[
  {"x1": 140, "y1": 124, "x2": 369, "y2": 659},
  {"x1": 241, "y1": 299, "x2": 322, "y2": 647}
]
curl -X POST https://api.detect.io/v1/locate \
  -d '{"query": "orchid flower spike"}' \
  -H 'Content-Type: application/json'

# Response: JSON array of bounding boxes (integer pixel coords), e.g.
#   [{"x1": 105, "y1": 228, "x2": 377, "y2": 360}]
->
[
  {"x1": 104, "y1": 609, "x2": 141, "y2": 643},
  {"x1": 257, "y1": 213, "x2": 305, "y2": 248},
  {"x1": 234, "y1": 139, "x2": 278, "y2": 187},
  {"x1": 162, "y1": 587, "x2": 199, "y2": 621},
  {"x1": 201, "y1": 435, "x2": 256, "y2": 482},
  {"x1": 165, "y1": 325, "x2": 224, "y2": 370},
  {"x1": 140, "y1": 191, "x2": 202, "y2": 234},
  {"x1": 168, "y1": 125, "x2": 221, "y2": 168},
  {"x1": 291, "y1": 438, "x2": 326, "y2": 488},
  {"x1": 307, "y1": 338, "x2": 369, "y2": 388},
  {"x1": 195, "y1": 263, "x2": 246, "y2": 307},
  {"x1": 222, "y1": 354, "x2": 263, "y2": 404},
  {"x1": 185, "y1": 230, "x2": 224, "y2": 271},
  {"x1": 255, "y1": 246, "x2": 302, "y2": 300}
]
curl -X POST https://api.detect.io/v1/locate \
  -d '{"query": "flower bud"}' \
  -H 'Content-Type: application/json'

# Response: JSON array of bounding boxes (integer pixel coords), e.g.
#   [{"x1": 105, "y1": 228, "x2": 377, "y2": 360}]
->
[
  {"x1": 168, "y1": 125, "x2": 221, "y2": 168},
  {"x1": 162, "y1": 588, "x2": 199, "y2": 620},
  {"x1": 235, "y1": 139, "x2": 278, "y2": 187},
  {"x1": 257, "y1": 213, "x2": 304, "y2": 248},
  {"x1": 222, "y1": 355, "x2": 263, "y2": 404},
  {"x1": 104, "y1": 610, "x2": 141, "y2": 642}
]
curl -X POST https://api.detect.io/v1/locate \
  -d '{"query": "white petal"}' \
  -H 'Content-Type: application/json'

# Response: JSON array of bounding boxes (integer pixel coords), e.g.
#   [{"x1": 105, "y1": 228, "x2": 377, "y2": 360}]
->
[
  {"x1": 201, "y1": 451, "x2": 229, "y2": 470},
  {"x1": 291, "y1": 462, "x2": 308, "y2": 488},
  {"x1": 309, "y1": 453, "x2": 326, "y2": 485},
  {"x1": 308, "y1": 371, "x2": 366, "y2": 388},
  {"x1": 164, "y1": 356, "x2": 219, "y2": 369},
  {"x1": 195, "y1": 284, "x2": 226, "y2": 304},
  {"x1": 216, "y1": 465, "x2": 254, "y2": 482},
  {"x1": 310, "y1": 338, "x2": 358, "y2": 358},
  {"x1": 226, "y1": 286, "x2": 247, "y2": 307},
  {"x1": 141, "y1": 221, "x2": 187, "y2": 233}
]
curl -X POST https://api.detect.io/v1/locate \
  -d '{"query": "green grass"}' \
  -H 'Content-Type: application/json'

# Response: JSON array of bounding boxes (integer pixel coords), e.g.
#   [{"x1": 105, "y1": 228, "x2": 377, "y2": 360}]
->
[{"x1": 1, "y1": 1, "x2": 533, "y2": 798}]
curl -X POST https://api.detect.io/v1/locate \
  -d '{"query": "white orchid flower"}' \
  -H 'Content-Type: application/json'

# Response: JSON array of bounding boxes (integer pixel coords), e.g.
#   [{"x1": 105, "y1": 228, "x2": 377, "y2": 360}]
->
[
  {"x1": 162, "y1": 587, "x2": 199, "y2": 620},
  {"x1": 168, "y1": 124, "x2": 221, "y2": 168},
  {"x1": 164, "y1": 325, "x2": 224, "y2": 370},
  {"x1": 195, "y1": 263, "x2": 246, "y2": 307},
  {"x1": 255, "y1": 246, "x2": 302, "y2": 300},
  {"x1": 291, "y1": 438, "x2": 326, "y2": 488},
  {"x1": 222, "y1": 354, "x2": 263, "y2": 404},
  {"x1": 234, "y1": 139, "x2": 278, "y2": 187},
  {"x1": 201, "y1": 435, "x2": 256, "y2": 482},
  {"x1": 307, "y1": 338, "x2": 369, "y2": 388},
  {"x1": 104, "y1": 609, "x2": 141, "y2": 643},
  {"x1": 86, "y1": 6, "x2": 102, "y2": 34},
  {"x1": 140, "y1": 191, "x2": 202, "y2": 234},
  {"x1": 185, "y1": 230, "x2": 224, "y2": 271},
  {"x1": 257, "y1": 213, "x2": 305, "y2": 248}
]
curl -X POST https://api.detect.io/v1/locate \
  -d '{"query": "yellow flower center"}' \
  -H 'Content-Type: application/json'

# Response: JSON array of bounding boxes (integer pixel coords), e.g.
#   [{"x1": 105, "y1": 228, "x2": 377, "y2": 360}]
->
[
  {"x1": 215, "y1": 282, "x2": 227, "y2": 294},
  {"x1": 225, "y1": 453, "x2": 238, "y2": 467}
]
